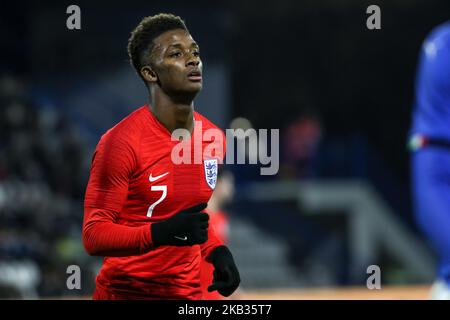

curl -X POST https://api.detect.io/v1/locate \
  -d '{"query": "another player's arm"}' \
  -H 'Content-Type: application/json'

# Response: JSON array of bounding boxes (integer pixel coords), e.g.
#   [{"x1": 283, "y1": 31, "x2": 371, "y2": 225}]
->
[{"x1": 418, "y1": 33, "x2": 450, "y2": 98}]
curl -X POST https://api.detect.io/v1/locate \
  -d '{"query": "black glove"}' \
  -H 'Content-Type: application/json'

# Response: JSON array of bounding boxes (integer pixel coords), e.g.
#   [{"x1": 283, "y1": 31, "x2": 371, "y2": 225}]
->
[
  {"x1": 151, "y1": 203, "x2": 209, "y2": 246},
  {"x1": 207, "y1": 246, "x2": 241, "y2": 297}
]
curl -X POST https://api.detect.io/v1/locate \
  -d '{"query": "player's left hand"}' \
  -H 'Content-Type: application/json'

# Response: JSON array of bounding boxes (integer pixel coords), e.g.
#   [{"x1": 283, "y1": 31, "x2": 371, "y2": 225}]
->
[{"x1": 207, "y1": 246, "x2": 240, "y2": 297}]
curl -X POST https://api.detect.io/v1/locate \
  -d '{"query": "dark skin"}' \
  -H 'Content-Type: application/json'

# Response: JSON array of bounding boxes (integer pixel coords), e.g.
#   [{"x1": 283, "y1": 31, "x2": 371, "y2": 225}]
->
[{"x1": 140, "y1": 29, "x2": 202, "y2": 134}]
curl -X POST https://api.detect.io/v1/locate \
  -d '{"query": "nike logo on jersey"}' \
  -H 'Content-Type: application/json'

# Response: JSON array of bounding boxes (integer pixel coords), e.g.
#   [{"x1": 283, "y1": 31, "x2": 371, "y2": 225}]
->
[
  {"x1": 149, "y1": 172, "x2": 169, "y2": 182},
  {"x1": 174, "y1": 235, "x2": 188, "y2": 241}
]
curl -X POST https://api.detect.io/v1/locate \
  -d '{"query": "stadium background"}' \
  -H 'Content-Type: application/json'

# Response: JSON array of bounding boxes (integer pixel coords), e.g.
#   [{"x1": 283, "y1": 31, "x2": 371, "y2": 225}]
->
[{"x1": 0, "y1": 0, "x2": 449, "y2": 299}]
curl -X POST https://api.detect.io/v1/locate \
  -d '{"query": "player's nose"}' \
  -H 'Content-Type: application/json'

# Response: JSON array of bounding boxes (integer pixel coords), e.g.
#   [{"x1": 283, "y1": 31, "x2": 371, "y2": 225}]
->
[{"x1": 186, "y1": 57, "x2": 200, "y2": 67}]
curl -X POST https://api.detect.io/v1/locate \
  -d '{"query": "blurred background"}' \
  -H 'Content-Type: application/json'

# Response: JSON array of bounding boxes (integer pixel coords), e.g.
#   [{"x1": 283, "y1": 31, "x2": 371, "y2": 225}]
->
[{"x1": 0, "y1": 0, "x2": 449, "y2": 299}]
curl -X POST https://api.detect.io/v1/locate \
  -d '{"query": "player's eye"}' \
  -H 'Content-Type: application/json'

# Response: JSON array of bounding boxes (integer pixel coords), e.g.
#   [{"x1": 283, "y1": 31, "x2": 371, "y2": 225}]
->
[
  {"x1": 170, "y1": 51, "x2": 182, "y2": 58},
  {"x1": 193, "y1": 50, "x2": 200, "y2": 57}
]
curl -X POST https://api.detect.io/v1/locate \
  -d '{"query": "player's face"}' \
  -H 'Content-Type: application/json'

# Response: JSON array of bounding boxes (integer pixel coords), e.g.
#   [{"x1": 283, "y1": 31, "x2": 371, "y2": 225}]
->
[{"x1": 151, "y1": 29, "x2": 203, "y2": 96}]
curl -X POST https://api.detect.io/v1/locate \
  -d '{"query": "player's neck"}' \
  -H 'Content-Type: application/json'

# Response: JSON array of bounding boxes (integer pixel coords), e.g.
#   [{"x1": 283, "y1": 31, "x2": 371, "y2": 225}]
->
[{"x1": 149, "y1": 90, "x2": 195, "y2": 134}]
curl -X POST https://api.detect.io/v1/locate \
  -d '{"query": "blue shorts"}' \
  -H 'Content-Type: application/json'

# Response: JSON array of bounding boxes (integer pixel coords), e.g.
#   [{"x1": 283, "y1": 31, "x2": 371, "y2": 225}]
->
[{"x1": 412, "y1": 147, "x2": 450, "y2": 284}]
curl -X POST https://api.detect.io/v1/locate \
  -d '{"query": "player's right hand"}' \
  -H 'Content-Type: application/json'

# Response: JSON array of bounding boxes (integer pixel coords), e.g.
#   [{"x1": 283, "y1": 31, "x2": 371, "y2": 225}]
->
[{"x1": 150, "y1": 203, "x2": 209, "y2": 246}]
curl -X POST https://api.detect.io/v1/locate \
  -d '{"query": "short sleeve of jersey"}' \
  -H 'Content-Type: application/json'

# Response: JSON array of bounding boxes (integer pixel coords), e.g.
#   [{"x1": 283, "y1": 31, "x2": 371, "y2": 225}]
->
[
  {"x1": 411, "y1": 23, "x2": 450, "y2": 141},
  {"x1": 418, "y1": 26, "x2": 450, "y2": 98}
]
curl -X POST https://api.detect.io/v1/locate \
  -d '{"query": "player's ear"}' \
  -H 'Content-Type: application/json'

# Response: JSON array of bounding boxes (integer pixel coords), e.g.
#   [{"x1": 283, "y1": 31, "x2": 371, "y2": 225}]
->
[{"x1": 141, "y1": 66, "x2": 158, "y2": 84}]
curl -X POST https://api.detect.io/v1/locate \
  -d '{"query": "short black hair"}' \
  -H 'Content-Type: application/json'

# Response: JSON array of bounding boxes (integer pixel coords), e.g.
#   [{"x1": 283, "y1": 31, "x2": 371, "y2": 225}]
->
[{"x1": 127, "y1": 13, "x2": 188, "y2": 84}]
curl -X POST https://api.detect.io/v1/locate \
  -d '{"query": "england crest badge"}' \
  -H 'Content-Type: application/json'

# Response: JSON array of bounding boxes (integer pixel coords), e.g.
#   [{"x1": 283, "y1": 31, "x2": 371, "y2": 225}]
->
[{"x1": 204, "y1": 159, "x2": 218, "y2": 190}]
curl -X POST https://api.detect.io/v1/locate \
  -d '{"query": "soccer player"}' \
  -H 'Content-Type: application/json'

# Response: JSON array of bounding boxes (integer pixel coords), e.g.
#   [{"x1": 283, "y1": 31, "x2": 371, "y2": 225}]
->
[
  {"x1": 82, "y1": 13, "x2": 240, "y2": 300},
  {"x1": 410, "y1": 21, "x2": 450, "y2": 299}
]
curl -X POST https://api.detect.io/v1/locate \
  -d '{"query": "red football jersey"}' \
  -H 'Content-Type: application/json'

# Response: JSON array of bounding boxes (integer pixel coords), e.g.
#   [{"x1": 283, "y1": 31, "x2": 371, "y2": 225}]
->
[{"x1": 83, "y1": 105, "x2": 225, "y2": 299}]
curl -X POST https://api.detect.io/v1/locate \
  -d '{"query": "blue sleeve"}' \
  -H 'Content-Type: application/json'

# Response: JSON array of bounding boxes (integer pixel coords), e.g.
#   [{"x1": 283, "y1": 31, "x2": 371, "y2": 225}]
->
[{"x1": 411, "y1": 22, "x2": 450, "y2": 141}]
